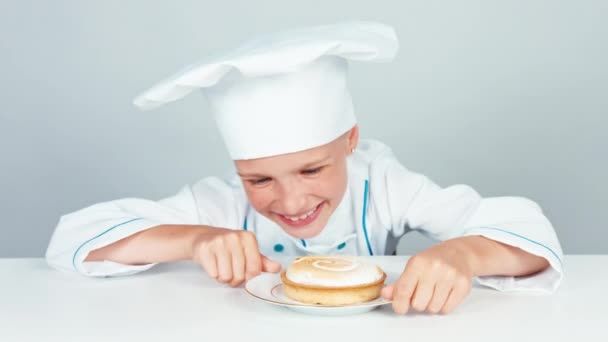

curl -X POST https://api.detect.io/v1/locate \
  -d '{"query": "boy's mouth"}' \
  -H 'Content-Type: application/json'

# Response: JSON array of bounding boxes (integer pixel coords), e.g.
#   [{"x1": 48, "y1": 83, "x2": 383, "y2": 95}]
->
[{"x1": 277, "y1": 202, "x2": 324, "y2": 228}]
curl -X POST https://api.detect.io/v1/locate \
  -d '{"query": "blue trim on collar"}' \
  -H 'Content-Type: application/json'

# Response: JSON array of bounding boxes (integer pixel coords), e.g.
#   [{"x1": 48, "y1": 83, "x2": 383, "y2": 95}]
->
[
  {"x1": 72, "y1": 217, "x2": 143, "y2": 271},
  {"x1": 243, "y1": 205, "x2": 250, "y2": 231},
  {"x1": 362, "y1": 180, "x2": 374, "y2": 256}
]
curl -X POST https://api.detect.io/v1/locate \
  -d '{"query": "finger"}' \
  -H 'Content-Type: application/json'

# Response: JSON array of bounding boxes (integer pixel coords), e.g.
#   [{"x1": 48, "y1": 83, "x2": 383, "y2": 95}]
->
[
  {"x1": 441, "y1": 279, "x2": 471, "y2": 314},
  {"x1": 241, "y1": 233, "x2": 263, "y2": 280},
  {"x1": 198, "y1": 247, "x2": 218, "y2": 279},
  {"x1": 229, "y1": 243, "x2": 246, "y2": 287},
  {"x1": 427, "y1": 281, "x2": 452, "y2": 314},
  {"x1": 391, "y1": 256, "x2": 428, "y2": 314},
  {"x1": 381, "y1": 284, "x2": 395, "y2": 300},
  {"x1": 410, "y1": 276, "x2": 435, "y2": 312},
  {"x1": 392, "y1": 275, "x2": 418, "y2": 315},
  {"x1": 261, "y1": 255, "x2": 282, "y2": 273},
  {"x1": 215, "y1": 249, "x2": 233, "y2": 284}
]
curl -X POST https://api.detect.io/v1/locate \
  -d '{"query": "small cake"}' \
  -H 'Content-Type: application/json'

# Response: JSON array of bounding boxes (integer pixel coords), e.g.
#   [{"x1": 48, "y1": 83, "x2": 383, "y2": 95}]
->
[{"x1": 280, "y1": 256, "x2": 386, "y2": 305}]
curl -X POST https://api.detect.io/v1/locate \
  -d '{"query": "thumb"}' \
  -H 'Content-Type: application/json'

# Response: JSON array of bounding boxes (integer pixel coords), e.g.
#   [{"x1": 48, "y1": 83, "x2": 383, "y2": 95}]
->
[
  {"x1": 261, "y1": 255, "x2": 282, "y2": 273},
  {"x1": 381, "y1": 283, "x2": 395, "y2": 300}
]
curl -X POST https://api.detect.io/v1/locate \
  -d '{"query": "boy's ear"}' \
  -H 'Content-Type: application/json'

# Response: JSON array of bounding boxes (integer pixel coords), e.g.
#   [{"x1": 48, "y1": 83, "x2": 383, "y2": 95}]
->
[{"x1": 347, "y1": 125, "x2": 359, "y2": 153}]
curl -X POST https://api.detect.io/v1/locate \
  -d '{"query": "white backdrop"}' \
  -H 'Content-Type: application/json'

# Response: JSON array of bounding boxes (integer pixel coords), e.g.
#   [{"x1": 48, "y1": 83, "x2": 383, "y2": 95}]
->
[{"x1": 1, "y1": 0, "x2": 606, "y2": 256}]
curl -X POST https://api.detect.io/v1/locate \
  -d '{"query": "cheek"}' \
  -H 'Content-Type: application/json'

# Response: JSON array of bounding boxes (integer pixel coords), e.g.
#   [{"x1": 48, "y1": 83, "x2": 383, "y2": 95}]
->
[
  {"x1": 316, "y1": 166, "x2": 348, "y2": 200},
  {"x1": 330, "y1": 175, "x2": 348, "y2": 200},
  {"x1": 245, "y1": 188, "x2": 273, "y2": 211}
]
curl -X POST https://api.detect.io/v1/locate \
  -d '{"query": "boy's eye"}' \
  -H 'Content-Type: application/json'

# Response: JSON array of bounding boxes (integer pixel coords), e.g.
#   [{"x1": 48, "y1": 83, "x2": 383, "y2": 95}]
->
[
  {"x1": 302, "y1": 167, "x2": 323, "y2": 175},
  {"x1": 250, "y1": 178, "x2": 271, "y2": 186}
]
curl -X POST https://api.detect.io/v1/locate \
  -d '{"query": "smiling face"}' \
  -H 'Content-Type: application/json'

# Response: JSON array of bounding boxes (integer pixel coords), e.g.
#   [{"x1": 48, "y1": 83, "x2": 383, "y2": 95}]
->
[{"x1": 234, "y1": 126, "x2": 359, "y2": 239}]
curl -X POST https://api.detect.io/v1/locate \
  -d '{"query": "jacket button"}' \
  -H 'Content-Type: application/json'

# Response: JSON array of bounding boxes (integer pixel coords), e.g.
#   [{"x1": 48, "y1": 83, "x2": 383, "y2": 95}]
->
[
  {"x1": 273, "y1": 244, "x2": 284, "y2": 252},
  {"x1": 337, "y1": 242, "x2": 346, "y2": 250}
]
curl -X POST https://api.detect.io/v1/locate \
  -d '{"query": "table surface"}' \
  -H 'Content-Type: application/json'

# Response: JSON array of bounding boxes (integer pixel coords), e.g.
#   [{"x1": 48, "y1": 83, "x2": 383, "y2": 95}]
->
[{"x1": 1, "y1": 256, "x2": 605, "y2": 341}]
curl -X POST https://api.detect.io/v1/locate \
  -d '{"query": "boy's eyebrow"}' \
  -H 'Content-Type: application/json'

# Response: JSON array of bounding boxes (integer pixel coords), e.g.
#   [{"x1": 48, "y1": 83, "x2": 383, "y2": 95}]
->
[
  {"x1": 237, "y1": 156, "x2": 332, "y2": 178},
  {"x1": 236, "y1": 171, "x2": 269, "y2": 178},
  {"x1": 299, "y1": 156, "x2": 331, "y2": 169}
]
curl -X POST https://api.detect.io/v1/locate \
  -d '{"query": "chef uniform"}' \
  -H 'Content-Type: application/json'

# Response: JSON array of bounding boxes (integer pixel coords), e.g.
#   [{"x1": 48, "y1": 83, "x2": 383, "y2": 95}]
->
[{"x1": 46, "y1": 22, "x2": 563, "y2": 292}]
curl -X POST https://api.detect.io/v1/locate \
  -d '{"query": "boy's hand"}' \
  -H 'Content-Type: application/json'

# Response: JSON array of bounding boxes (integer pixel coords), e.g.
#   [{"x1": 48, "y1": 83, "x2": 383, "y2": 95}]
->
[
  {"x1": 190, "y1": 228, "x2": 281, "y2": 287},
  {"x1": 381, "y1": 240, "x2": 475, "y2": 315}
]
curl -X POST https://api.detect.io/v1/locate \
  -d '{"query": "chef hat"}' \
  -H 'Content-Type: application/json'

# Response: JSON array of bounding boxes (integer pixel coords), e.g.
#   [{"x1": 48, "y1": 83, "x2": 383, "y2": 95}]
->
[{"x1": 133, "y1": 21, "x2": 399, "y2": 160}]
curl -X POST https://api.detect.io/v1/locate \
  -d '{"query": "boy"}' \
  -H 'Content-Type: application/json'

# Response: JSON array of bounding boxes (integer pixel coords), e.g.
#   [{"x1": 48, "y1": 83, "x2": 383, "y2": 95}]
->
[{"x1": 46, "y1": 22, "x2": 562, "y2": 315}]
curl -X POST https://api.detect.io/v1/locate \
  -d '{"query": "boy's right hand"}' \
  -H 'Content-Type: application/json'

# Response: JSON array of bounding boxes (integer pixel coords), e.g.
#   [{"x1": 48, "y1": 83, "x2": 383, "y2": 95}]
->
[{"x1": 190, "y1": 228, "x2": 281, "y2": 287}]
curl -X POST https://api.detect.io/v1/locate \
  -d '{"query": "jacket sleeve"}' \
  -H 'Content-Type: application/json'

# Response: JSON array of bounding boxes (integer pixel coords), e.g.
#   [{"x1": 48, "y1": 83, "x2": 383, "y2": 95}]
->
[
  {"x1": 45, "y1": 177, "x2": 243, "y2": 277},
  {"x1": 373, "y1": 149, "x2": 563, "y2": 292}
]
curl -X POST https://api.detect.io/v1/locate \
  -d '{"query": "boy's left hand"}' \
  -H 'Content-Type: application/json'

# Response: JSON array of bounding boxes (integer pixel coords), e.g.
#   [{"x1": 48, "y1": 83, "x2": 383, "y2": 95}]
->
[{"x1": 381, "y1": 239, "x2": 476, "y2": 315}]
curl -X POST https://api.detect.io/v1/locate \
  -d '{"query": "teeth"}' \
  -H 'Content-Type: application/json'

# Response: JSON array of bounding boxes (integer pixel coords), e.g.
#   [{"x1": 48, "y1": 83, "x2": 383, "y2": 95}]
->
[{"x1": 285, "y1": 205, "x2": 317, "y2": 221}]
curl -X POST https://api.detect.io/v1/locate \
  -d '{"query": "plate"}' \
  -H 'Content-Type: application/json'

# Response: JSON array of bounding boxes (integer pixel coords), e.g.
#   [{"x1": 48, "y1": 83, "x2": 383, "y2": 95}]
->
[{"x1": 244, "y1": 273, "x2": 392, "y2": 316}]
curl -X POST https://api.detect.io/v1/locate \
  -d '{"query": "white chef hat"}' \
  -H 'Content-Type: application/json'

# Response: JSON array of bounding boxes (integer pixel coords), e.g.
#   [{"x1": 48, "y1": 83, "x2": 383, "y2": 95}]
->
[{"x1": 133, "y1": 21, "x2": 399, "y2": 160}]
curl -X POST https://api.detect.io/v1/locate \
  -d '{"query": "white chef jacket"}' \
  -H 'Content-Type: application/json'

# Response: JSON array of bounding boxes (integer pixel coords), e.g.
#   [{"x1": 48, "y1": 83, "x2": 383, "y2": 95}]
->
[{"x1": 46, "y1": 139, "x2": 563, "y2": 292}]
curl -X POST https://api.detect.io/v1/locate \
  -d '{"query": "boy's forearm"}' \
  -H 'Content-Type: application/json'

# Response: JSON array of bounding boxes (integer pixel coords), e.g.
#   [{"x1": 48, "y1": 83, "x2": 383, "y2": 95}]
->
[
  {"x1": 446, "y1": 235, "x2": 550, "y2": 278},
  {"x1": 85, "y1": 224, "x2": 206, "y2": 265}
]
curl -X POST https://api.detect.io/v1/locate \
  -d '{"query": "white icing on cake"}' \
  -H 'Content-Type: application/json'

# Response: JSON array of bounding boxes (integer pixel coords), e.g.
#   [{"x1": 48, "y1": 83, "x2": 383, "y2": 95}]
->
[
  {"x1": 285, "y1": 257, "x2": 383, "y2": 287},
  {"x1": 312, "y1": 259, "x2": 359, "y2": 272}
]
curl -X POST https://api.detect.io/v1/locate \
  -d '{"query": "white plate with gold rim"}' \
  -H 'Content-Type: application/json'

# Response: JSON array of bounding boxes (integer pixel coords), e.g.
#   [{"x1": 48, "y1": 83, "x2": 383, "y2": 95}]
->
[{"x1": 244, "y1": 272, "x2": 392, "y2": 316}]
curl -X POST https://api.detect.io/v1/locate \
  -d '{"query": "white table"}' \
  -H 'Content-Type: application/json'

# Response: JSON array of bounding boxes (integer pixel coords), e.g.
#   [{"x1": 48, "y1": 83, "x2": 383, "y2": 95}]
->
[{"x1": 1, "y1": 256, "x2": 605, "y2": 341}]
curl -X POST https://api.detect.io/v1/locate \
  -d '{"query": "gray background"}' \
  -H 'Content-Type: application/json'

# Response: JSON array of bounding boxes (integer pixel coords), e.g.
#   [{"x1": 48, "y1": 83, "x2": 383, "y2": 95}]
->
[{"x1": 1, "y1": 0, "x2": 606, "y2": 257}]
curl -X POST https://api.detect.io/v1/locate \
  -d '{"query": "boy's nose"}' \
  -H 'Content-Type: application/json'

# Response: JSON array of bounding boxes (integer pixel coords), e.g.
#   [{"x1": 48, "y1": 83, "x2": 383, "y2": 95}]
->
[
  {"x1": 277, "y1": 183, "x2": 308, "y2": 216},
  {"x1": 279, "y1": 195, "x2": 308, "y2": 216}
]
